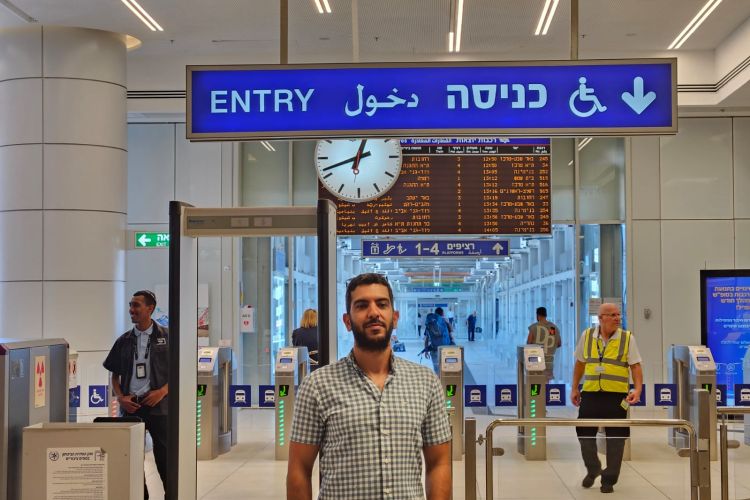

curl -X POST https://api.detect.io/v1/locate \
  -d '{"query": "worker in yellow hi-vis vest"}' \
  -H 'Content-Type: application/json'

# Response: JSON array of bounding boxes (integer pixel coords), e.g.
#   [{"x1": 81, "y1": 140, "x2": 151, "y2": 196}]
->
[{"x1": 571, "y1": 302, "x2": 643, "y2": 494}]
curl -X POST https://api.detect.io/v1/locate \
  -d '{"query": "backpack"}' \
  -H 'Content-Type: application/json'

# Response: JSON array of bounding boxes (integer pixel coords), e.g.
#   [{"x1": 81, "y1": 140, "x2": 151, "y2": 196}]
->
[{"x1": 425, "y1": 313, "x2": 447, "y2": 350}]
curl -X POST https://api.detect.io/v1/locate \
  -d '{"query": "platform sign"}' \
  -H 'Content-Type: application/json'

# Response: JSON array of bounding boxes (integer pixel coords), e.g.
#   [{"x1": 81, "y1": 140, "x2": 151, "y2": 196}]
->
[
  {"x1": 230, "y1": 385, "x2": 252, "y2": 408},
  {"x1": 362, "y1": 239, "x2": 509, "y2": 258},
  {"x1": 88, "y1": 385, "x2": 107, "y2": 408},
  {"x1": 259, "y1": 385, "x2": 276, "y2": 408},
  {"x1": 715, "y1": 384, "x2": 727, "y2": 406},
  {"x1": 546, "y1": 384, "x2": 566, "y2": 406},
  {"x1": 629, "y1": 383, "x2": 646, "y2": 406},
  {"x1": 188, "y1": 59, "x2": 676, "y2": 140},
  {"x1": 495, "y1": 384, "x2": 517, "y2": 406},
  {"x1": 465, "y1": 385, "x2": 486, "y2": 407},
  {"x1": 654, "y1": 384, "x2": 677, "y2": 406}
]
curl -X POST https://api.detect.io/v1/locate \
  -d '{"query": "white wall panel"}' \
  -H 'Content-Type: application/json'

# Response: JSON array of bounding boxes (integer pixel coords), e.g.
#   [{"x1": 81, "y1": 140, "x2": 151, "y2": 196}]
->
[
  {"x1": 44, "y1": 281, "x2": 125, "y2": 351},
  {"x1": 42, "y1": 27, "x2": 126, "y2": 85},
  {"x1": 0, "y1": 79, "x2": 42, "y2": 146},
  {"x1": 735, "y1": 220, "x2": 750, "y2": 269},
  {"x1": 661, "y1": 220, "x2": 734, "y2": 348},
  {"x1": 630, "y1": 136, "x2": 660, "y2": 220},
  {"x1": 125, "y1": 236, "x2": 169, "y2": 299},
  {"x1": 0, "y1": 282, "x2": 42, "y2": 339},
  {"x1": 631, "y1": 221, "x2": 664, "y2": 384},
  {"x1": 127, "y1": 124, "x2": 175, "y2": 224},
  {"x1": 0, "y1": 145, "x2": 42, "y2": 211},
  {"x1": 198, "y1": 237, "x2": 223, "y2": 343},
  {"x1": 44, "y1": 145, "x2": 127, "y2": 213},
  {"x1": 734, "y1": 117, "x2": 750, "y2": 218},
  {"x1": 0, "y1": 25, "x2": 41, "y2": 81},
  {"x1": 661, "y1": 118, "x2": 733, "y2": 220},
  {"x1": 0, "y1": 211, "x2": 42, "y2": 281},
  {"x1": 44, "y1": 211, "x2": 125, "y2": 281},
  {"x1": 44, "y1": 79, "x2": 126, "y2": 149},
  {"x1": 175, "y1": 123, "x2": 222, "y2": 208}
]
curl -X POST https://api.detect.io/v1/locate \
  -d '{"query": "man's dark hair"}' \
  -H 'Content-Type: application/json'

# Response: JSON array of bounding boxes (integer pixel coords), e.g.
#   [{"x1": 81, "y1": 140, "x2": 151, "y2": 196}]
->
[
  {"x1": 345, "y1": 273, "x2": 393, "y2": 314},
  {"x1": 435, "y1": 307, "x2": 444, "y2": 316},
  {"x1": 536, "y1": 306, "x2": 547, "y2": 317},
  {"x1": 134, "y1": 290, "x2": 157, "y2": 308}
]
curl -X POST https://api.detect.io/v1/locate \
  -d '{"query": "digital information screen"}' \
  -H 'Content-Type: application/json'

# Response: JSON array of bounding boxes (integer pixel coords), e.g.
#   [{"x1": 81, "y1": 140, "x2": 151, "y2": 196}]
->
[
  {"x1": 319, "y1": 139, "x2": 550, "y2": 235},
  {"x1": 701, "y1": 270, "x2": 750, "y2": 403}
]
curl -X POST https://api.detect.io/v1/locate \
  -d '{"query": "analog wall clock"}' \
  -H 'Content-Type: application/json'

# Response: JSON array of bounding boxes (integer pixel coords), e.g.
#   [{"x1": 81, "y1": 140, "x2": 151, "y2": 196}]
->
[{"x1": 315, "y1": 139, "x2": 402, "y2": 203}]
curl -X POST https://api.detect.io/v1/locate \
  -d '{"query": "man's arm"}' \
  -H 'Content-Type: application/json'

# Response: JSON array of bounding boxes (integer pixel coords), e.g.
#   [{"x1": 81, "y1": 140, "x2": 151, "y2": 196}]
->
[
  {"x1": 571, "y1": 360, "x2": 586, "y2": 406},
  {"x1": 111, "y1": 374, "x2": 140, "y2": 413},
  {"x1": 526, "y1": 328, "x2": 534, "y2": 344},
  {"x1": 142, "y1": 383, "x2": 168, "y2": 407},
  {"x1": 424, "y1": 441, "x2": 451, "y2": 500},
  {"x1": 626, "y1": 363, "x2": 643, "y2": 404},
  {"x1": 287, "y1": 442, "x2": 319, "y2": 500}
]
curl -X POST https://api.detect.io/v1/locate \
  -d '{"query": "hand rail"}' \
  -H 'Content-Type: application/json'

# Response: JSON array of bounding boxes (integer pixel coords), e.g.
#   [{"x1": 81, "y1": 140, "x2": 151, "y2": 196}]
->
[
  {"x1": 715, "y1": 406, "x2": 750, "y2": 500},
  {"x1": 483, "y1": 418, "x2": 700, "y2": 500}
]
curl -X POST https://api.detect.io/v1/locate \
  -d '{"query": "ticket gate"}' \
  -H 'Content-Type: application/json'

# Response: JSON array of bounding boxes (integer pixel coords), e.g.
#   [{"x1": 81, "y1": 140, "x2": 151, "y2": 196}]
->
[
  {"x1": 196, "y1": 346, "x2": 236, "y2": 460},
  {"x1": 516, "y1": 344, "x2": 547, "y2": 460},
  {"x1": 439, "y1": 345, "x2": 464, "y2": 460},
  {"x1": 0, "y1": 338, "x2": 68, "y2": 500},
  {"x1": 668, "y1": 345, "x2": 717, "y2": 460},
  {"x1": 275, "y1": 346, "x2": 309, "y2": 460}
]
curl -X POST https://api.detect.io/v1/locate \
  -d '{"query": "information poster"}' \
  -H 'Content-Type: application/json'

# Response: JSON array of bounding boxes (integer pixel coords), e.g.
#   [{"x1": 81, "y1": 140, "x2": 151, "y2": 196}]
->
[
  {"x1": 46, "y1": 447, "x2": 107, "y2": 500},
  {"x1": 703, "y1": 273, "x2": 750, "y2": 403}
]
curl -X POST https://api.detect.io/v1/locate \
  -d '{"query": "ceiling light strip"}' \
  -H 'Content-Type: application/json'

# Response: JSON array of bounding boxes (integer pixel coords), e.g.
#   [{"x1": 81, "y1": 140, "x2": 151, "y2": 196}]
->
[
  {"x1": 121, "y1": 0, "x2": 163, "y2": 31},
  {"x1": 313, "y1": 0, "x2": 324, "y2": 14},
  {"x1": 448, "y1": 31, "x2": 455, "y2": 52},
  {"x1": 321, "y1": 0, "x2": 332, "y2": 14},
  {"x1": 534, "y1": 0, "x2": 553, "y2": 36},
  {"x1": 668, "y1": 0, "x2": 722, "y2": 50},
  {"x1": 130, "y1": 0, "x2": 163, "y2": 31},
  {"x1": 121, "y1": 0, "x2": 155, "y2": 30},
  {"x1": 455, "y1": 0, "x2": 464, "y2": 52},
  {"x1": 541, "y1": 0, "x2": 559, "y2": 35}
]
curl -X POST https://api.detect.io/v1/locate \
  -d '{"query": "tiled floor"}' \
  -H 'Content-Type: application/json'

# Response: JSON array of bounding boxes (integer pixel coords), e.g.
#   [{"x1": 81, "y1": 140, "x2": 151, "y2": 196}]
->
[{"x1": 140, "y1": 406, "x2": 750, "y2": 499}]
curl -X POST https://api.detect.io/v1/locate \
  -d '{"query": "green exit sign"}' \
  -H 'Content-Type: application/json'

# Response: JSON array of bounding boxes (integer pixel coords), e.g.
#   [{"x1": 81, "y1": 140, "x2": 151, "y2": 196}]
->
[{"x1": 135, "y1": 232, "x2": 170, "y2": 248}]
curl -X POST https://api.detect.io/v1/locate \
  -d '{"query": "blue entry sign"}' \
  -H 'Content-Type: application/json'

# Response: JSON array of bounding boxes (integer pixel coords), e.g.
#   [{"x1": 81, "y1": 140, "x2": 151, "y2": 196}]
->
[
  {"x1": 69, "y1": 386, "x2": 81, "y2": 408},
  {"x1": 465, "y1": 385, "x2": 486, "y2": 407},
  {"x1": 546, "y1": 384, "x2": 566, "y2": 406},
  {"x1": 230, "y1": 385, "x2": 252, "y2": 408},
  {"x1": 654, "y1": 384, "x2": 677, "y2": 406},
  {"x1": 495, "y1": 384, "x2": 517, "y2": 406},
  {"x1": 259, "y1": 384, "x2": 276, "y2": 408},
  {"x1": 715, "y1": 384, "x2": 727, "y2": 406},
  {"x1": 362, "y1": 239, "x2": 509, "y2": 258},
  {"x1": 88, "y1": 385, "x2": 108, "y2": 408},
  {"x1": 187, "y1": 60, "x2": 676, "y2": 140},
  {"x1": 629, "y1": 384, "x2": 646, "y2": 406}
]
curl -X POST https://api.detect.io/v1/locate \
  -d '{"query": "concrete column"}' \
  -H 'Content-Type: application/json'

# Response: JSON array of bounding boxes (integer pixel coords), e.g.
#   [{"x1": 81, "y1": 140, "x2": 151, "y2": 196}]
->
[{"x1": 0, "y1": 26, "x2": 127, "y2": 418}]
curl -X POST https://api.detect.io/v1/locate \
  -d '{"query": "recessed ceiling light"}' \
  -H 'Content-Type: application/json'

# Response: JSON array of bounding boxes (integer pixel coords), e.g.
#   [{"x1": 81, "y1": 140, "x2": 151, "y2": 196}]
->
[
  {"x1": 668, "y1": 0, "x2": 722, "y2": 50},
  {"x1": 121, "y1": 0, "x2": 163, "y2": 32},
  {"x1": 534, "y1": 0, "x2": 560, "y2": 36},
  {"x1": 447, "y1": 0, "x2": 464, "y2": 52},
  {"x1": 313, "y1": 0, "x2": 331, "y2": 14}
]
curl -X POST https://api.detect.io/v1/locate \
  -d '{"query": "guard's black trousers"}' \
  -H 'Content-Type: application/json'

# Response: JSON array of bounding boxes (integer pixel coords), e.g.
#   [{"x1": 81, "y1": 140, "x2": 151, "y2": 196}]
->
[
  {"x1": 576, "y1": 391, "x2": 629, "y2": 487},
  {"x1": 130, "y1": 407, "x2": 168, "y2": 499}
]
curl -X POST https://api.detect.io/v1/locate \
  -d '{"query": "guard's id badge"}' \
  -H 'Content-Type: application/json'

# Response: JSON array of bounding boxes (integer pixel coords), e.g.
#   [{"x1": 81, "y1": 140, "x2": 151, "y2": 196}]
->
[
  {"x1": 136, "y1": 363, "x2": 147, "y2": 379},
  {"x1": 594, "y1": 365, "x2": 606, "y2": 373}
]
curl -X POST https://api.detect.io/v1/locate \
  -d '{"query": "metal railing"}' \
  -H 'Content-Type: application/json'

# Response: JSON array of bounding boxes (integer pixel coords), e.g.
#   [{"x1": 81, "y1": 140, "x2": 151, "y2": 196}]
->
[
  {"x1": 464, "y1": 417, "x2": 701, "y2": 500},
  {"x1": 716, "y1": 406, "x2": 750, "y2": 500}
]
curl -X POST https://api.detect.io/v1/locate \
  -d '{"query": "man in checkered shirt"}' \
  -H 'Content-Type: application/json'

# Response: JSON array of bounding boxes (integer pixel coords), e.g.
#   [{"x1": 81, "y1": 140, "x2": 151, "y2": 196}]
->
[{"x1": 287, "y1": 273, "x2": 452, "y2": 499}]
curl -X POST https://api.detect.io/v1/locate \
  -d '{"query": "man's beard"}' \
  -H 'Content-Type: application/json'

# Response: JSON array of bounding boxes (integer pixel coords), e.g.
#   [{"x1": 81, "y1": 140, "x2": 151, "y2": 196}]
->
[{"x1": 351, "y1": 319, "x2": 393, "y2": 352}]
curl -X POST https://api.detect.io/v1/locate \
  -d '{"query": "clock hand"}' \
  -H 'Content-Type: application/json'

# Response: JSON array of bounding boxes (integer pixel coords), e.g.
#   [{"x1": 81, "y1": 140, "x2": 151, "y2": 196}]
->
[
  {"x1": 352, "y1": 139, "x2": 368, "y2": 175},
  {"x1": 321, "y1": 150, "x2": 372, "y2": 172}
]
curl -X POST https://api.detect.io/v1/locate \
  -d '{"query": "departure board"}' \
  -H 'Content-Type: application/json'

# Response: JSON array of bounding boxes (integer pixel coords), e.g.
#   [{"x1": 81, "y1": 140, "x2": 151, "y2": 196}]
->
[{"x1": 318, "y1": 139, "x2": 551, "y2": 235}]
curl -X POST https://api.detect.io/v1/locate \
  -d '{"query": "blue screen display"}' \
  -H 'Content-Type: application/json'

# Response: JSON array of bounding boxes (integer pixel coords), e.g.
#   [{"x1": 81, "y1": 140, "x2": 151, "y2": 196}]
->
[
  {"x1": 704, "y1": 275, "x2": 750, "y2": 403},
  {"x1": 198, "y1": 357, "x2": 211, "y2": 363},
  {"x1": 188, "y1": 61, "x2": 675, "y2": 138},
  {"x1": 280, "y1": 358, "x2": 294, "y2": 363}
]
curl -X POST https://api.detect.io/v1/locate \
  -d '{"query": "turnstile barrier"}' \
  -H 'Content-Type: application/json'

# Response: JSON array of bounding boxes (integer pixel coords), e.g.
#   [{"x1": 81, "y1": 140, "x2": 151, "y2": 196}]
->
[
  {"x1": 196, "y1": 346, "x2": 236, "y2": 460},
  {"x1": 516, "y1": 344, "x2": 546, "y2": 460},
  {"x1": 275, "y1": 346, "x2": 309, "y2": 460},
  {"x1": 439, "y1": 345, "x2": 464, "y2": 460}
]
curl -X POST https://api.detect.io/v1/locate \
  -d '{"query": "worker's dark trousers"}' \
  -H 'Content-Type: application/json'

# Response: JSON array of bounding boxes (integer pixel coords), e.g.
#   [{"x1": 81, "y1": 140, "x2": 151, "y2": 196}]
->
[{"x1": 576, "y1": 391, "x2": 629, "y2": 486}]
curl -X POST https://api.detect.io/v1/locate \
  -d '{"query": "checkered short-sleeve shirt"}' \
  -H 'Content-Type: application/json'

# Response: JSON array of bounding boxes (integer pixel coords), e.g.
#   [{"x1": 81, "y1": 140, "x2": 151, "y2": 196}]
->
[{"x1": 290, "y1": 350, "x2": 451, "y2": 500}]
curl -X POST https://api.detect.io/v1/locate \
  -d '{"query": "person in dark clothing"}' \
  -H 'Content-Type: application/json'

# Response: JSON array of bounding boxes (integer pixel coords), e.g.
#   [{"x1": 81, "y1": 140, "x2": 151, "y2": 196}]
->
[
  {"x1": 103, "y1": 290, "x2": 169, "y2": 500},
  {"x1": 467, "y1": 311, "x2": 477, "y2": 341},
  {"x1": 292, "y1": 308, "x2": 319, "y2": 369}
]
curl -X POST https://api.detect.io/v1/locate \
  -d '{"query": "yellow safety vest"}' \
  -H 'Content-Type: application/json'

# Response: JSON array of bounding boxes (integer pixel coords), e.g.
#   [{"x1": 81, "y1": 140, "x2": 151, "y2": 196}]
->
[{"x1": 582, "y1": 327, "x2": 631, "y2": 393}]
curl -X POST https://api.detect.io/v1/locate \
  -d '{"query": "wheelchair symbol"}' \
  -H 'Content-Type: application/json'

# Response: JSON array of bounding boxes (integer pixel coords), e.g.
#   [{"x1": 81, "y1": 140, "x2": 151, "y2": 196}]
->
[
  {"x1": 89, "y1": 388, "x2": 104, "y2": 405},
  {"x1": 569, "y1": 77, "x2": 607, "y2": 118}
]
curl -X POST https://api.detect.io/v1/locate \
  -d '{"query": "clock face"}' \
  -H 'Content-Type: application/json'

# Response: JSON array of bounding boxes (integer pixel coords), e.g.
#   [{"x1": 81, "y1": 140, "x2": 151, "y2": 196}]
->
[{"x1": 315, "y1": 139, "x2": 402, "y2": 203}]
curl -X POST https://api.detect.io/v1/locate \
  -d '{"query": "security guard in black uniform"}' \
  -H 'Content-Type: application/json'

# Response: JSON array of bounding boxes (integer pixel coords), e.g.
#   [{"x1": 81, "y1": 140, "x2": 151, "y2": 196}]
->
[
  {"x1": 571, "y1": 303, "x2": 643, "y2": 494},
  {"x1": 103, "y1": 290, "x2": 169, "y2": 499}
]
